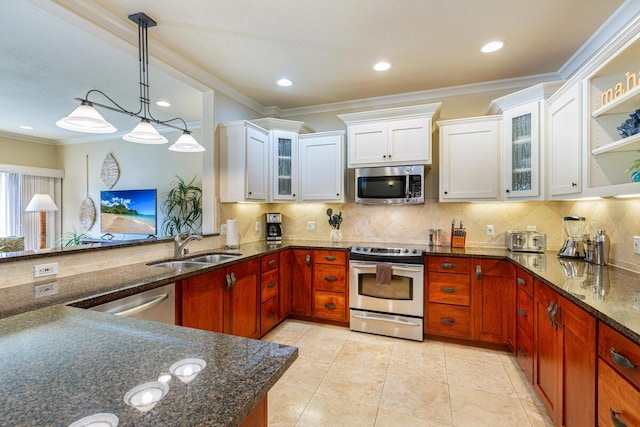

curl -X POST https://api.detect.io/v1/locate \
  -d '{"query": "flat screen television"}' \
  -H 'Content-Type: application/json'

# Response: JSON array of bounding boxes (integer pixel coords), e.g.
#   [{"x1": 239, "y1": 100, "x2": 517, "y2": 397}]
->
[{"x1": 100, "y1": 189, "x2": 157, "y2": 236}]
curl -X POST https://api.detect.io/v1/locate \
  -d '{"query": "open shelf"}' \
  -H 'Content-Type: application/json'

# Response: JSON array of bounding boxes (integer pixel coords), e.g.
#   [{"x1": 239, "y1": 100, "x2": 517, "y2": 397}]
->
[
  {"x1": 592, "y1": 84, "x2": 640, "y2": 117},
  {"x1": 591, "y1": 132, "x2": 640, "y2": 155}
]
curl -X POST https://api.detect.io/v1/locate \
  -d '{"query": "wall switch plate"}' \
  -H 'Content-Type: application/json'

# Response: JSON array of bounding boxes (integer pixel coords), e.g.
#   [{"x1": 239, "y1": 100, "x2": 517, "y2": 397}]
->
[
  {"x1": 486, "y1": 225, "x2": 495, "y2": 236},
  {"x1": 255, "y1": 222, "x2": 260, "y2": 232},
  {"x1": 307, "y1": 221, "x2": 316, "y2": 231},
  {"x1": 220, "y1": 224, "x2": 227, "y2": 235},
  {"x1": 34, "y1": 263, "x2": 58, "y2": 278},
  {"x1": 634, "y1": 236, "x2": 640, "y2": 254},
  {"x1": 34, "y1": 282, "x2": 58, "y2": 298}
]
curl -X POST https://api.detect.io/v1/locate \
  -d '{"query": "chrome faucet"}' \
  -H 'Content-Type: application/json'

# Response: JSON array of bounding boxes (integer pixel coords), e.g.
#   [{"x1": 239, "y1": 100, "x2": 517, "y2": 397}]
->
[{"x1": 174, "y1": 232, "x2": 203, "y2": 258}]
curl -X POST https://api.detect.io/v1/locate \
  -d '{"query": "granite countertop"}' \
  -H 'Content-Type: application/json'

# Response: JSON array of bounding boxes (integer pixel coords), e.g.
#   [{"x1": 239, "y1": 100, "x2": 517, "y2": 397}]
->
[
  {"x1": 0, "y1": 305, "x2": 297, "y2": 427},
  {"x1": 1, "y1": 239, "x2": 639, "y2": 344}
]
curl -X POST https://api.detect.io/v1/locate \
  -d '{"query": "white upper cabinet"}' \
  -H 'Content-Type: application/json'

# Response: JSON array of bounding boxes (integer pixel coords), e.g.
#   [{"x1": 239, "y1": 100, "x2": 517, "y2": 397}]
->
[
  {"x1": 438, "y1": 116, "x2": 501, "y2": 201},
  {"x1": 220, "y1": 121, "x2": 269, "y2": 202},
  {"x1": 547, "y1": 82, "x2": 583, "y2": 197},
  {"x1": 298, "y1": 131, "x2": 345, "y2": 202},
  {"x1": 338, "y1": 103, "x2": 441, "y2": 168}
]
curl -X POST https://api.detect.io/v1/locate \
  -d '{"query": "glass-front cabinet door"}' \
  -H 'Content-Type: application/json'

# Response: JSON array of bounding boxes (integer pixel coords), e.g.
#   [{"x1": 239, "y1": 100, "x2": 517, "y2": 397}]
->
[
  {"x1": 503, "y1": 101, "x2": 540, "y2": 198},
  {"x1": 271, "y1": 130, "x2": 298, "y2": 201}
]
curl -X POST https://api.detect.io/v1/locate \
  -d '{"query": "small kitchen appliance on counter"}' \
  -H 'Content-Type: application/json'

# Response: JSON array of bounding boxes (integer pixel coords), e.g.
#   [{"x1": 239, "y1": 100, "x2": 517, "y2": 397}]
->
[
  {"x1": 266, "y1": 213, "x2": 283, "y2": 245},
  {"x1": 506, "y1": 230, "x2": 546, "y2": 253},
  {"x1": 558, "y1": 216, "x2": 588, "y2": 258}
]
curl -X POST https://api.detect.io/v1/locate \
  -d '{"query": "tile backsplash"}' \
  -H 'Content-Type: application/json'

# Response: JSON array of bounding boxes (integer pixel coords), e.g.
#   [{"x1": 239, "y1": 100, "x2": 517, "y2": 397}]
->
[{"x1": 222, "y1": 198, "x2": 640, "y2": 273}]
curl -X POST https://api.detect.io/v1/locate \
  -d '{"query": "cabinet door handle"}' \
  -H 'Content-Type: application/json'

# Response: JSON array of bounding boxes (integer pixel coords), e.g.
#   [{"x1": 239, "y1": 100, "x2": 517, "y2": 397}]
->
[
  {"x1": 324, "y1": 303, "x2": 336, "y2": 310},
  {"x1": 517, "y1": 309, "x2": 527, "y2": 317},
  {"x1": 305, "y1": 255, "x2": 311, "y2": 266},
  {"x1": 610, "y1": 408, "x2": 628, "y2": 427},
  {"x1": 476, "y1": 265, "x2": 482, "y2": 280},
  {"x1": 571, "y1": 182, "x2": 577, "y2": 187},
  {"x1": 324, "y1": 255, "x2": 337, "y2": 261},
  {"x1": 546, "y1": 301, "x2": 554, "y2": 326},
  {"x1": 610, "y1": 348, "x2": 637, "y2": 370},
  {"x1": 517, "y1": 348, "x2": 527, "y2": 358},
  {"x1": 440, "y1": 262, "x2": 455, "y2": 269},
  {"x1": 550, "y1": 302, "x2": 559, "y2": 329},
  {"x1": 267, "y1": 312, "x2": 276, "y2": 319},
  {"x1": 440, "y1": 318, "x2": 455, "y2": 325},
  {"x1": 225, "y1": 274, "x2": 233, "y2": 291},
  {"x1": 230, "y1": 272, "x2": 237, "y2": 289},
  {"x1": 267, "y1": 259, "x2": 276, "y2": 266},
  {"x1": 516, "y1": 277, "x2": 526, "y2": 286},
  {"x1": 440, "y1": 287, "x2": 456, "y2": 293},
  {"x1": 324, "y1": 276, "x2": 337, "y2": 282},
  {"x1": 267, "y1": 282, "x2": 277, "y2": 289},
  {"x1": 506, "y1": 189, "x2": 511, "y2": 193}
]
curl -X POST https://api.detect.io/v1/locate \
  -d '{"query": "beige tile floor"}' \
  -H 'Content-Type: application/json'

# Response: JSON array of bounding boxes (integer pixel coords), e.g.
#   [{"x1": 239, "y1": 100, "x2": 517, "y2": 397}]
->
[{"x1": 263, "y1": 320, "x2": 554, "y2": 427}]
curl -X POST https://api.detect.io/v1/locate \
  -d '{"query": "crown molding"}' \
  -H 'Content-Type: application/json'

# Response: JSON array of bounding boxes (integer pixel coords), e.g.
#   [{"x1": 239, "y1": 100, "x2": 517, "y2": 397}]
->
[
  {"x1": 486, "y1": 81, "x2": 565, "y2": 114},
  {"x1": 0, "y1": 131, "x2": 56, "y2": 145}
]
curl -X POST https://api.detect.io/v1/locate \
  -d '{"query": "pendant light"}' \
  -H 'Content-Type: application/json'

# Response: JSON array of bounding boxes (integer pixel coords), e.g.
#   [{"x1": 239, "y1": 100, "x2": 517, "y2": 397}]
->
[{"x1": 56, "y1": 12, "x2": 204, "y2": 152}]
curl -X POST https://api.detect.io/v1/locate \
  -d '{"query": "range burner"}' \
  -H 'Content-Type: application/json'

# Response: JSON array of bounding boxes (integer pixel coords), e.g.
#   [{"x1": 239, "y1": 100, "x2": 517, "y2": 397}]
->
[{"x1": 350, "y1": 246, "x2": 423, "y2": 264}]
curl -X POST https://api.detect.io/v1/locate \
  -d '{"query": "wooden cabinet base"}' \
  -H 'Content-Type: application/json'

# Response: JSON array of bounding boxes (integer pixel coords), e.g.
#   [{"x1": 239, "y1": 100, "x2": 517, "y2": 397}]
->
[
  {"x1": 598, "y1": 360, "x2": 640, "y2": 427},
  {"x1": 240, "y1": 395, "x2": 267, "y2": 427}
]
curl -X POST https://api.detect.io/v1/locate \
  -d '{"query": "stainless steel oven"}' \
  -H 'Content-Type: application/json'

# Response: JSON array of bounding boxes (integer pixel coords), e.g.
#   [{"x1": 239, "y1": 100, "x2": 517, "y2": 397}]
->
[{"x1": 349, "y1": 246, "x2": 424, "y2": 341}]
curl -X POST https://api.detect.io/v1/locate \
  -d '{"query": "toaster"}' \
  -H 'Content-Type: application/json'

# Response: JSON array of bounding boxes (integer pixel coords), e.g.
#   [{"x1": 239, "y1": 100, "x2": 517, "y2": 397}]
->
[{"x1": 506, "y1": 230, "x2": 546, "y2": 253}]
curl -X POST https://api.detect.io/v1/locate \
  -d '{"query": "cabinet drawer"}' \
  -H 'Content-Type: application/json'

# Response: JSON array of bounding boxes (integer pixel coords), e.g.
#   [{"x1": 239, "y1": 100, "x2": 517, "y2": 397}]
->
[
  {"x1": 427, "y1": 303, "x2": 470, "y2": 338},
  {"x1": 516, "y1": 324, "x2": 533, "y2": 383},
  {"x1": 261, "y1": 269, "x2": 279, "y2": 303},
  {"x1": 261, "y1": 296, "x2": 279, "y2": 334},
  {"x1": 598, "y1": 322, "x2": 640, "y2": 389},
  {"x1": 598, "y1": 359, "x2": 640, "y2": 427},
  {"x1": 313, "y1": 291, "x2": 346, "y2": 321},
  {"x1": 313, "y1": 264, "x2": 346, "y2": 292},
  {"x1": 314, "y1": 250, "x2": 346, "y2": 265},
  {"x1": 428, "y1": 256, "x2": 470, "y2": 274},
  {"x1": 428, "y1": 273, "x2": 470, "y2": 306},
  {"x1": 516, "y1": 288, "x2": 533, "y2": 338},
  {"x1": 515, "y1": 268, "x2": 533, "y2": 297},
  {"x1": 261, "y1": 254, "x2": 279, "y2": 272}
]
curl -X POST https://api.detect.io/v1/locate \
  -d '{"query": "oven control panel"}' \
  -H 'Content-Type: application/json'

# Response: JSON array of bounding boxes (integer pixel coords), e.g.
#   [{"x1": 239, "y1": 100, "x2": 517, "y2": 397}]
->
[
  {"x1": 350, "y1": 246, "x2": 424, "y2": 264},
  {"x1": 351, "y1": 246, "x2": 421, "y2": 256}
]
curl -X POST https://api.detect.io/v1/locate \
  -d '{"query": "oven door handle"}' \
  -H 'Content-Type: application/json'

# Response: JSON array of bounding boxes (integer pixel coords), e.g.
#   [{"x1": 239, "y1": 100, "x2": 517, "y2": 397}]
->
[
  {"x1": 352, "y1": 312, "x2": 422, "y2": 327},
  {"x1": 351, "y1": 262, "x2": 422, "y2": 272}
]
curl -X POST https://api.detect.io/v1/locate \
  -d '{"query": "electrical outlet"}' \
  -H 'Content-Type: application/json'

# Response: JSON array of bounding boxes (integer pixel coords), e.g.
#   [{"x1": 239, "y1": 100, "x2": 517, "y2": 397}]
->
[
  {"x1": 34, "y1": 263, "x2": 58, "y2": 278},
  {"x1": 486, "y1": 225, "x2": 495, "y2": 236},
  {"x1": 634, "y1": 236, "x2": 640, "y2": 254},
  {"x1": 307, "y1": 221, "x2": 316, "y2": 231},
  {"x1": 220, "y1": 224, "x2": 227, "y2": 235},
  {"x1": 34, "y1": 282, "x2": 58, "y2": 298},
  {"x1": 255, "y1": 222, "x2": 261, "y2": 232}
]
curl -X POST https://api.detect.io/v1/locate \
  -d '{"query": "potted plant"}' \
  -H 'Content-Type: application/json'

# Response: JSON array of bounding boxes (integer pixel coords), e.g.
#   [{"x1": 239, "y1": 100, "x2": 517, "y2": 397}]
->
[
  {"x1": 161, "y1": 175, "x2": 203, "y2": 236},
  {"x1": 58, "y1": 228, "x2": 90, "y2": 247},
  {"x1": 626, "y1": 158, "x2": 640, "y2": 182}
]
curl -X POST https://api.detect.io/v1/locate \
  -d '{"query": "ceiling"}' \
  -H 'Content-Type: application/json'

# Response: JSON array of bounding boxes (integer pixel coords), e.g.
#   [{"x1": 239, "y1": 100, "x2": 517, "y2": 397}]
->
[{"x1": 0, "y1": 0, "x2": 631, "y2": 144}]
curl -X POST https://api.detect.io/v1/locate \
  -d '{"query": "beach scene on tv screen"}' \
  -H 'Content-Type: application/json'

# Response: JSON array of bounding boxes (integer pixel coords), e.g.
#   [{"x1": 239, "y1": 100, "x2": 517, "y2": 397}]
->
[{"x1": 100, "y1": 189, "x2": 157, "y2": 235}]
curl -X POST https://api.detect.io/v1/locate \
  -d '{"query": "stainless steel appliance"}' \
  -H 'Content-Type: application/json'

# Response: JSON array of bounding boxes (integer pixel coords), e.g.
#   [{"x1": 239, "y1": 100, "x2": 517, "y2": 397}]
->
[
  {"x1": 355, "y1": 165, "x2": 424, "y2": 205},
  {"x1": 505, "y1": 230, "x2": 546, "y2": 253},
  {"x1": 266, "y1": 212, "x2": 283, "y2": 244},
  {"x1": 90, "y1": 283, "x2": 175, "y2": 324},
  {"x1": 558, "y1": 216, "x2": 587, "y2": 258},
  {"x1": 349, "y1": 245, "x2": 424, "y2": 341}
]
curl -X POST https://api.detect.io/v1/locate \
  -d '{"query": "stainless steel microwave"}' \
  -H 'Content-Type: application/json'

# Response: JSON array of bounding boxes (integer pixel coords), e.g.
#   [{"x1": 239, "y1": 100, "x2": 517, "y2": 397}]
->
[{"x1": 355, "y1": 165, "x2": 424, "y2": 204}]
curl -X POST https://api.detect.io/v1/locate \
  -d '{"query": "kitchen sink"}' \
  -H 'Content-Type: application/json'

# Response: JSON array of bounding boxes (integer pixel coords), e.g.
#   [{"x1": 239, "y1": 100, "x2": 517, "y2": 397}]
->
[
  {"x1": 186, "y1": 253, "x2": 240, "y2": 263},
  {"x1": 148, "y1": 260, "x2": 211, "y2": 270}
]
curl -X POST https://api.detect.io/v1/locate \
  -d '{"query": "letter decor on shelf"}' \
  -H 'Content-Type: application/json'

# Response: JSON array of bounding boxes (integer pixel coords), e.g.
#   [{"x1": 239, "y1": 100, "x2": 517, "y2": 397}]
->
[
  {"x1": 600, "y1": 70, "x2": 640, "y2": 108},
  {"x1": 100, "y1": 153, "x2": 120, "y2": 189}
]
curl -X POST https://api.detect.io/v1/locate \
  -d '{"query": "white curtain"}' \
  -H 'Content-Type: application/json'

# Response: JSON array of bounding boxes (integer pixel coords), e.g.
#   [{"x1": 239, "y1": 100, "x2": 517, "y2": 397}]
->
[
  {"x1": 20, "y1": 175, "x2": 62, "y2": 250},
  {"x1": 6, "y1": 173, "x2": 21, "y2": 236}
]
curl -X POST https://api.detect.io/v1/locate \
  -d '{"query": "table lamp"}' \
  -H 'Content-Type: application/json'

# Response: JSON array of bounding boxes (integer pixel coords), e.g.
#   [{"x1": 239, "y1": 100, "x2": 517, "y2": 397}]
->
[{"x1": 25, "y1": 194, "x2": 58, "y2": 249}]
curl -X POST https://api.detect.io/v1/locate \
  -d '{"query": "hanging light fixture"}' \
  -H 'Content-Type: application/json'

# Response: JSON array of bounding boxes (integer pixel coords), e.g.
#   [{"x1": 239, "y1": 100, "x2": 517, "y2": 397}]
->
[{"x1": 56, "y1": 12, "x2": 204, "y2": 152}]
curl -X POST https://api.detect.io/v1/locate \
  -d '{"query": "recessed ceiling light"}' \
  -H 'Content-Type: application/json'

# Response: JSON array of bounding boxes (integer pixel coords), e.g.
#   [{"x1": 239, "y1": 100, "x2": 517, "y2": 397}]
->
[
  {"x1": 19, "y1": 125, "x2": 34, "y2": 130},
  {"x1": 373, "y1": 61, "x2": 391, "y2": 71},
  {"x1": 156, "y1": 100, "x2": 171, "y2": 107},
  {"x1": 481, "y1": 41, "x2": 504, "y2": 53},
  {"x1": 277, "y1": 78, "x2": 293, "y2": 87}
]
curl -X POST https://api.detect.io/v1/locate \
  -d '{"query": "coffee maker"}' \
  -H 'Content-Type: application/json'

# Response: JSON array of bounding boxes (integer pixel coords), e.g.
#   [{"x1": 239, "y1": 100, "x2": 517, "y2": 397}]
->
[{"x1": 266, "y1": 213, "x2": 283, "y2": 245}]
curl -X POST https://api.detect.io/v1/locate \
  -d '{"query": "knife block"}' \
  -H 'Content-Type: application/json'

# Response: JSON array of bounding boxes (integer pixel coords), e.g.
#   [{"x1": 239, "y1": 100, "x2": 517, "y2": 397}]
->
[{"x1": 451, "y1": 228, "x2": 466, "y2": 248}]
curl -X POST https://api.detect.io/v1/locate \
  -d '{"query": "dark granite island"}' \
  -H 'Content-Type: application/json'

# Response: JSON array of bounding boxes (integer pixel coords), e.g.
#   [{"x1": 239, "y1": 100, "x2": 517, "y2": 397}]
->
[{"x1": 0, "y1": 305, "x2": 297, "y2": 426}]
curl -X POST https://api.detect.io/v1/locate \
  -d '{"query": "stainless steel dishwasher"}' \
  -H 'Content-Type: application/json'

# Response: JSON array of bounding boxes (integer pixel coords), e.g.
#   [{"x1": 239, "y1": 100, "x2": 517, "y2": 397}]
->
[{"x1": 90, "y1": 283, "x2": 176, "y2": 325}]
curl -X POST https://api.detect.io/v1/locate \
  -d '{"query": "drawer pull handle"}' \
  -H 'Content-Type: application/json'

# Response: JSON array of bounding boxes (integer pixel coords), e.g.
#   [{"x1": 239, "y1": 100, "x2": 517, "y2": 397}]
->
[
  {"x1": 305, "y1": 254, "x2": 311, "y2": 266},
  {"x1": 440, "y1": 287, "x2": 456, "y2": 293},
  {"x1": 324, "y1": 256, "x2": 337, "y2": 261},
  {"x1": 517, "y1": 348, "x2": 527, "y2": 358},
  {"x1": 517, "y1": 309, "x2": 527, "y2": 317},
  {"x1": 610, "y1": 348, "x2": 637, "y2": 370},
  {"x1": 475, "y1": 265, "x2": 482, "y2": 280},
  {"x1": 440, "y1": 262, "x2": 455, "y2": 269},
  {"x1": 440, "y1": 318, "x2": 455, "y2": 325},
  {"x1": 324, "y1": 276, "x2": 337, "y2": 282},
  {"x1": 324, "y1": 303, "x2": 336, "y2": 310},
  {"x1": 516, "y1": 278, "x2": 526, "y2": 285},
  {"x1": 225, "y1": 273, "x2": 233, "y2": 291},
  {"x1": 267, "y1": 282, "x2": 277, "y2": 289},
  {"x1": 267, "y1": 259, "x2": 276, "y2": 266},
  {"x1": 610, "y1": 408, "x2": 627, "y2": 427},
  {"x1": 267, "y1": 312, "x2": 276, "y2": 319}
]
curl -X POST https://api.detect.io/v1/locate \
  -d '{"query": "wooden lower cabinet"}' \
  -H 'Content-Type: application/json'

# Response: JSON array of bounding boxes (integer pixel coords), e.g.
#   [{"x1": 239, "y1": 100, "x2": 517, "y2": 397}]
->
[
  {"x1": 312, "y1": 250, "x2": 348, "y2": 322},
  {"x1": 427, "y1": 303, "x2": 470, "y2": 338},
  {"x1": 290, "y1": 249, "x2": 312, "y2": 316},
  {"x1": 472, "y1": 258, "x2": 514, "y2": 345},
  {"x1": 533, "y1": 280, "x2": 595, "y2": 427},
  {"x1": 515, "y1": 268, "x2": 534, "y2": 382},
  {"x1": 278, "y1": 250, "x2": 292, "y2": 319},
  {"x1": 226, "y1": 259, "x2": 261, "y2": 339},
  {"x1": 181, "y1": 269, "x2": 226, "y2": 333}
]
